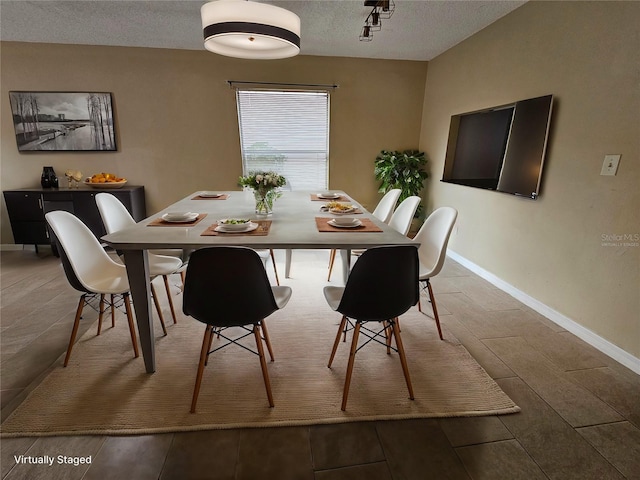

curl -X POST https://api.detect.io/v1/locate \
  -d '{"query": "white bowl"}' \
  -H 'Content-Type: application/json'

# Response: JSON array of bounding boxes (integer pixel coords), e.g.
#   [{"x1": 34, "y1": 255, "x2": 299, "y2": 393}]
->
[
  {"x1": 332, "y1": 217, "x2": 357, "y2": 226},
  {"x1": 318, "y1": 191, "x2": 339, "y2": 198},
  {"x1": 217, "y1": 219, "x2": 251, "y2": 231},
  {"x1": 163, "y1": 212, "x2": 197, "y2": 222}
]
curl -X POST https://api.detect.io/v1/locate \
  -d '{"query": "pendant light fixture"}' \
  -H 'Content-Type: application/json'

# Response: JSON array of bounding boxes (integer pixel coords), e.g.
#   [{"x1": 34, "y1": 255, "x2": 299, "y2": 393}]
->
[
  {"x1": 201, "y1": 0, "x2": 301, "y2": 59},
  {"x1": 359, "y1": 0, "x2": 395, "y2": 42}
]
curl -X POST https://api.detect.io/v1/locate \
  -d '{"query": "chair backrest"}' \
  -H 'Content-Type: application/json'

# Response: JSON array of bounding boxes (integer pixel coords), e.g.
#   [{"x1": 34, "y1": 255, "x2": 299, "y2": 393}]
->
[
  {"x1": 338, "y1": 245, "x2": 419, "y2": 322},
  {"x1": 388, "y1": 196, "x2": 421, "y2": 236},
  {"x1": 45, "y1": 210, "x2": 127, "y2": 293},
  {"x1": 183, "y1": 247, "x2": 279, "y2": 327},
  {"x1": 412, "y1": 207, "x2": 458, "y2": 279},
  {"x1": 95, "y1": 192, "x2": 136, "y2": 234},
  {"x1": 371, "y1": 189, "x2": 401, "y2": 224}
]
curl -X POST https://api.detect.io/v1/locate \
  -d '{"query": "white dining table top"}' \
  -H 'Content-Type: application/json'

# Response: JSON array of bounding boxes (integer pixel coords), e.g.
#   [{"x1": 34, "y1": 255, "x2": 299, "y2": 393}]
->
[{"x1": 102, "y1": 190, "x2": 415, "y2": 251}]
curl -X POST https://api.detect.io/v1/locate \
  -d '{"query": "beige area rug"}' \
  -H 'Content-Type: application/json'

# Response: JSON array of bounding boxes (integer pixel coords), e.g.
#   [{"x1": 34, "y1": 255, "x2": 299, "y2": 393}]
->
[{"x1": 1, "y1": 257, "x2": 519, "y2": 437}]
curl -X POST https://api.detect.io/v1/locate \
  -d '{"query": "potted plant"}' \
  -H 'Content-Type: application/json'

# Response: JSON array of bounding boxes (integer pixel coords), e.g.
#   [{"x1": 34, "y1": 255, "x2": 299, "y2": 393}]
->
[{"x1": 374, "y1": 149, "x2": 428, "y2": 217}]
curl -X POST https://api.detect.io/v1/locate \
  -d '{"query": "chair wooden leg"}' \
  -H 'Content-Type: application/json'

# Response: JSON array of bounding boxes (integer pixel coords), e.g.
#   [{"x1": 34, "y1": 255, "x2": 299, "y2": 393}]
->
[
  {"x1": 97, "y1": 294, "x2": 105, "y2": 335},
  {"x1": 64, "y1": 295, "x2": 85, "y2": 367},
  {"x1": 341, "y1": 322, "x2": 361, "y2": 411},
  {"x1": 426, "y1": 280, "x2": 444, "y2": 340},
  {"x1": 260, "y1": 320, "x2": 275, "y2": 362},
  {"x1": 328, "y1": 316, "x2": 347, "y2": 368},
  {"x1": 123, "y1": 293, "x2": 140, "y2": 358},
  {"x1": 254, "y1": 324, "x2": 274, "y2": 407},
  {"x1": 191, "y1": 325, "x2": 214, "y2": 413},
  {"x1": 151, "y1": 283, "x2": 168, "y2": 336},
  {"x1": 269, "y1": 249, "x2": 280, "y2": 286},
  {"x1": 417, "y1": 297, "x2": 422, "y2": 312},
  {"x1": 163, "y1": 275, "x2": 178, "y2": 324},
  {"x1": 327, "y1": 249, "x2": 336, "y2": 281},
  {"x1": 392, "y1": 320, "x2": 414, "y2": 400},
  {"x1": 180, "y1": 270, "x2": 186, "y2": 288},
  {"x1": 384, "y1": 320, "x2": 393, "y2": 355},
  {"x1": 111, "y1": 294, "x2": 116, "y2": 327}
]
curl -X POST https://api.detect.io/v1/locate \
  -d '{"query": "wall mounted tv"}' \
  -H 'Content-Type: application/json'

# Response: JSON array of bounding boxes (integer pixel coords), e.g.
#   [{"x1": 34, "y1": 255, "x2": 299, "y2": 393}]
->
[{"x1": 442, "y1": 94, "x2": 553, "y2": 199}]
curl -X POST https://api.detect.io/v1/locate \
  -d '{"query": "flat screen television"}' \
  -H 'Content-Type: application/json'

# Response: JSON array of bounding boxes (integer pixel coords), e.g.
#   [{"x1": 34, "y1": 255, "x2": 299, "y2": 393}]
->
[{"x1": 442, "y1": 94, "x2": 553, "y2": 199}]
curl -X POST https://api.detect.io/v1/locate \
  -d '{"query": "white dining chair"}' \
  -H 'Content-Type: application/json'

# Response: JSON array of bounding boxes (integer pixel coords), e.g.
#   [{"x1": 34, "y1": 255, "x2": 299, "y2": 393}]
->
[
  {"x1": 327, "y1": 189, "x2": 401, "y2": 281},
  {"x1": 388, "y1": 195, "x2": 421, "y2": 236},
  {"x1": 45, "y1": 210, "x2": 139, "y2": 365},
  {"x1": 95, "y1": 193, "x2": 185, "y2": 333},
  {"x1": 412, "y1": 206, "x2": 458, "y2": 340},
  {"x1": 328, "y1": 195, "x2": 421, "y2": 282}
]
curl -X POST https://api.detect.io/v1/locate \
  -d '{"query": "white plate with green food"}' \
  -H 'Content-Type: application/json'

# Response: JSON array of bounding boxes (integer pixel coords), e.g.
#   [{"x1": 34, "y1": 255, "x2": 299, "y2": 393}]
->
[{"x1": 215, "y1": 219, "x2": 256, "y2": 232}]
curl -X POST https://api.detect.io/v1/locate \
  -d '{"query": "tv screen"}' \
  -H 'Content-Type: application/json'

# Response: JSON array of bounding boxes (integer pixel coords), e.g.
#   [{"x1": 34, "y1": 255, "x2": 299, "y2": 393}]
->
[{"x1": 442, "y1": 95, "x2": 553, "y2": 199}]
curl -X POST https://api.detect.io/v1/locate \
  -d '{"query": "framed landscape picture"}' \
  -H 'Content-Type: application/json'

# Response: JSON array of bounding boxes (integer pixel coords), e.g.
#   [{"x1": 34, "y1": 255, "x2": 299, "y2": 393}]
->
[{"x1": 9, "y1": 91, "x2": 117, "y2": 151}]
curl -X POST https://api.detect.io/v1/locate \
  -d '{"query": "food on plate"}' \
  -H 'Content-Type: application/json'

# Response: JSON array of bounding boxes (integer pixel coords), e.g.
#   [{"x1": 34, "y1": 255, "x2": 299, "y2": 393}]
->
[
  {"x1": 88, "y1": 172, "x2": 126, "y2": 183},
  {"x1": 219, "y1": 218, "x2": 250, "y2": 225},
  {"x1": 325, "y1": 202, "x2": 355, "y2": 212}
]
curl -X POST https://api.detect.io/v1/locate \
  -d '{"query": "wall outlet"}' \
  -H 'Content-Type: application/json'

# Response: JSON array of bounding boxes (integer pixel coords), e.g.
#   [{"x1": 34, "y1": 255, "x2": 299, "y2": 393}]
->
[{"x1": 601, "y1": 154, "x2": 621, "y2": 176}]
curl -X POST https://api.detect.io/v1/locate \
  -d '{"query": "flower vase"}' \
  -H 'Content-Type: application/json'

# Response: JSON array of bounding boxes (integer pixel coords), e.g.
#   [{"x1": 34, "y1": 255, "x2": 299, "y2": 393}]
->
[{"x1": 254, "y1": 190, "x2": 275, "y2": 216}]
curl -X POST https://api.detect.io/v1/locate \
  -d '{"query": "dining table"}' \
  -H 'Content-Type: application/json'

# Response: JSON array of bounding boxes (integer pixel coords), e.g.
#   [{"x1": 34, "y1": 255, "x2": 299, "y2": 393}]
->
[{"x1": 102, "y1": 190, "x2": 416, "y2": 373}]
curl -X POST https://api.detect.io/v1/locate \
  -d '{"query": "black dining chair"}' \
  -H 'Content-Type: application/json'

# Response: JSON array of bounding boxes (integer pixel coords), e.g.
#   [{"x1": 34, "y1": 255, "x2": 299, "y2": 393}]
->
[
  {"x1": 324, "y1": 245, "x2": 419, "y2": 411},
  {"x1": 183, "y1": 247, "x2": 292, "y2": 413}
]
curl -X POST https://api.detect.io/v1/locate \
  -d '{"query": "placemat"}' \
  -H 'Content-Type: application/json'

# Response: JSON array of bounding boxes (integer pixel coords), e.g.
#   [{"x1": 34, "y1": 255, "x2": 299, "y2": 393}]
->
[
  {"x1": 191, "y1": 194, "x2": 229, "y2": 200},
  {"x1": 315, "y1": 217, "x2": 383, "y2": 232},
  {"x1": 310, "y1": 194, "x2": 350, "y2": 202},
  {"x1": 201, "y1": 220, "x2": 271, "y2": 236},
  {"x1": 147, "y1": 213, "x2": 207, "y2": 227}
]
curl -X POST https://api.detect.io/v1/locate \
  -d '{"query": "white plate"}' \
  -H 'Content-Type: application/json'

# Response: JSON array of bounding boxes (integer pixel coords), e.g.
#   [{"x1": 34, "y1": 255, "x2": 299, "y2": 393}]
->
[
  {"x1": 199, "y1": 191, "x2": 223, "y2": 198},
  {"x1": 328, "y1": 219, "x2": 362, "y2": 228},
  {"x1": 215, "y1": 222, "x2": 258, "y2": 233},
  {"x1": 162, "y1": 212, "x2": 198, "y2": 223},
  {"x1": 317, "y1": 192, "x2": 340, "y2": 199}
]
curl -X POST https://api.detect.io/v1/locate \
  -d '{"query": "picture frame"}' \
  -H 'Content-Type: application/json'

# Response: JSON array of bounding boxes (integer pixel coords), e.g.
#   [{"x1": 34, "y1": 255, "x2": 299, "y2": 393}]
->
[{"x1": 9, "y1": 91, "x2": 117, "y2": 152}]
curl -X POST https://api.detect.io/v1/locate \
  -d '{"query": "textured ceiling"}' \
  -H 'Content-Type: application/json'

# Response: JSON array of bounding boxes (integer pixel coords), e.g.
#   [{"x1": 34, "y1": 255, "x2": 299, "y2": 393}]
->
[{"x1": 0, "y1": 0, "x2": 526, "y2": 61}]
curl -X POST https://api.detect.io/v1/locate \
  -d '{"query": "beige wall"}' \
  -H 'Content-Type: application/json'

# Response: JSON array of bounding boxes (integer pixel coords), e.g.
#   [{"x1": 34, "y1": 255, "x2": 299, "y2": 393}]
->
[
  {"x1": 420, "y1": 1, "x2": 639, "y2": 357},
  {"x1": 0, "y1": 42, "x2": 427, "y2": 242}
]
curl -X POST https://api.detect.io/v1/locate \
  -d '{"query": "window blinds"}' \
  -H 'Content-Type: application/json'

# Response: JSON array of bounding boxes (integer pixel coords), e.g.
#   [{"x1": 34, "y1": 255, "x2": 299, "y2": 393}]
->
[{"x1": 236, "y1": 90, "x2": 329, "y2": 191}]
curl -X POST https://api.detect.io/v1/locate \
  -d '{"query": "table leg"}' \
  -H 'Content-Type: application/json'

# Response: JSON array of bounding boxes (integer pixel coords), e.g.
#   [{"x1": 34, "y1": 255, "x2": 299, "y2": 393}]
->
[
  {"x1": 122, "y1": 249, "x2": 155, "y2": 373},
  {"x1": 285, "y1": 249, "x2": 292, "y2": 278},
  {"x1": 340, "y1": 249, "x2": 351, "y2": 284}
]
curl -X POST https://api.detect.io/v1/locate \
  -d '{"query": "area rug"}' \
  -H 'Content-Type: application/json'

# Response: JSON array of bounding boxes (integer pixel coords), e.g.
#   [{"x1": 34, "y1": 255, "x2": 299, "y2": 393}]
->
[{"x1": 1, "y1": 255, "x2": 519, "y2": 437}]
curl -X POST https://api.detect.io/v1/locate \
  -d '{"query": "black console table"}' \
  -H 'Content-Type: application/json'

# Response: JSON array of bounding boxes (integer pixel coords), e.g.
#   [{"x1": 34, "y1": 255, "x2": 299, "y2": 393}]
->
[{"x1": 3, "y1": 186, "x2": 146, "y2": 253}]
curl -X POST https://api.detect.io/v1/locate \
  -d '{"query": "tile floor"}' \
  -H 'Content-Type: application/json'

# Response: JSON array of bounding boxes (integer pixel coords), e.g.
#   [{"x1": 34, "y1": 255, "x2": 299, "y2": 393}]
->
[{"x1": 1, "y1": 248, "x2": 639, "y2": 479}]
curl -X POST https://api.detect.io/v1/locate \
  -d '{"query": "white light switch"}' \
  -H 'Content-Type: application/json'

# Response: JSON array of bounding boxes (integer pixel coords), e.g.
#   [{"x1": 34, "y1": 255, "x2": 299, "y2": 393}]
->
[{"x1": 601, "y1": 154, "x2": 621, "y2": 176}]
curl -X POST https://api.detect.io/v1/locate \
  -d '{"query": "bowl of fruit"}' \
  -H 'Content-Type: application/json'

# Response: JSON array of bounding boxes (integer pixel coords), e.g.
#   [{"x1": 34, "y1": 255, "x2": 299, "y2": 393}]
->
[{"x1": 84, "y1": 173, "x2": 127, "y2": 189}]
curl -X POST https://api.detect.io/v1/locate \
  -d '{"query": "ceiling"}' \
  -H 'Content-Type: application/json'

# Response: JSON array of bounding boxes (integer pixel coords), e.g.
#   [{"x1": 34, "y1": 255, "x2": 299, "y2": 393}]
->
[{"x1": 0, "y1": 0, "x2": 526, "y2": 61}]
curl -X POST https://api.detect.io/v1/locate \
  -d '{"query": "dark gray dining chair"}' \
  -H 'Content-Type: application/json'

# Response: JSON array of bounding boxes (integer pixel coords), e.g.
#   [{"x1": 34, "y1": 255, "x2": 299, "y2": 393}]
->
[
  {"x1": 324, "y1": 245, "x2": 419, "y2": 410},
  {"x1": 183, "y1": 247, "x2": 292, "y2": 413}
]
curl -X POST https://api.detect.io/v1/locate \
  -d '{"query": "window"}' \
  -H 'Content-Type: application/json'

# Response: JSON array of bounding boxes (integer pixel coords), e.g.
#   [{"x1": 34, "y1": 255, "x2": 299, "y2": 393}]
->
[{"x1": 236, "y1": 90, "x2": 329, "y2": 191}]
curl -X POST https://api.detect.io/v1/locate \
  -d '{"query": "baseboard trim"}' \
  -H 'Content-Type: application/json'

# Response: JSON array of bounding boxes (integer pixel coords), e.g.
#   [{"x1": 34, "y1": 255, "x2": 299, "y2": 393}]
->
[
  {"x1": 0, "y1": 244, "x2": 28, "y2": 251},
  {"x1": 447, "y1": 250, "x2": 640, "y2": 375}
]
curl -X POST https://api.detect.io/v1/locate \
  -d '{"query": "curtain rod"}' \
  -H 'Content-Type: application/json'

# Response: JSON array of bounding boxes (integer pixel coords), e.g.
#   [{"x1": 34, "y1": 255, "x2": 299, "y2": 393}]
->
[{"x1": 227, "y1": 80, "x2": 338, "y2": 90}]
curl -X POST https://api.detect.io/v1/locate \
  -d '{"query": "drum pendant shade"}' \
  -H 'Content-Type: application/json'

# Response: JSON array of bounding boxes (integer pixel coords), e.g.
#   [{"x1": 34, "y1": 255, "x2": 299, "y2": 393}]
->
[{"x1": 201, "y1": 0, "x2": 301, "y2": 59}]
